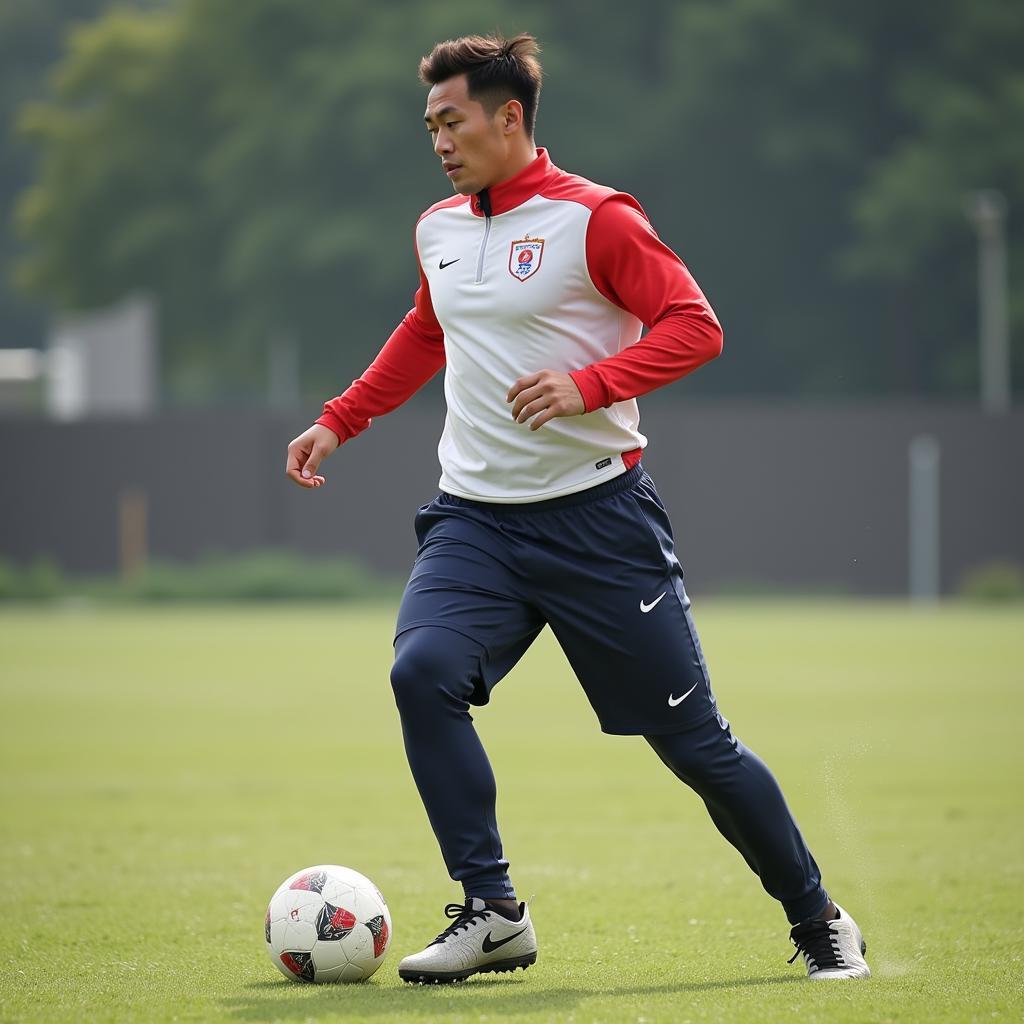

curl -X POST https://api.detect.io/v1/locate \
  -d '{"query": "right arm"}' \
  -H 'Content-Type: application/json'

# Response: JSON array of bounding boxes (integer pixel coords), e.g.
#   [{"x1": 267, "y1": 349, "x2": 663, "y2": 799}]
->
[{"x1": 286, "y1": 261, "x2": 445, "y2": 489}]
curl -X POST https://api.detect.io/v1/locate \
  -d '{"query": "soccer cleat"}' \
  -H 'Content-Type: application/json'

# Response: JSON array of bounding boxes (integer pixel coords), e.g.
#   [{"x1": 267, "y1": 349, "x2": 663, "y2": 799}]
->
[
  {"x1": 788, "y1": 903, "x2": 871, "y2": 979},
  {"x1": 398, "y1": 897, "x2": 537, "y2": 984}
]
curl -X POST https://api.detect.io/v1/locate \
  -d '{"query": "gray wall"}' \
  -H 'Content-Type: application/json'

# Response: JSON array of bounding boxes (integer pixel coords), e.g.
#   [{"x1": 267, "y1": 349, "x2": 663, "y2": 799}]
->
[{"x1": 1, "y1": 402, "x2": 1020, "y2": 595}]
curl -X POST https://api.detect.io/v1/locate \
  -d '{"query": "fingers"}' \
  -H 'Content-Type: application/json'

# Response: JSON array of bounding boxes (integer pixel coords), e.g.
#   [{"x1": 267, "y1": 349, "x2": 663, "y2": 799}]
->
[
  {"x1": 526, "y1": 406, "x2": 560, "y2": 431},
  {"x1": 301, "y1": 446, "x2": 325, "y2": 480},
  {"x1": 285, "y1": 438, "x2": 327, "y2": 489},
  {"x1": 514, "y1": 394, "x2": 552, "y2": 425},
  {"x1": 506, "y1": 372, "x2": 542, "y2": 405},
  {"x1": 510, "y1": 384, "x2": 546, "y2": 422},
  {"x1": 286, "y1": 424, "x2": 339, "y2": 488},
  {"x1": 286, "y1": 463, "x2": 325, "y2": 488},
  {"x1": 289, "y1": 469, "x2": 326, "y2": 488},
  {"x1": 507, "y1": 369, "x2": 585, "y2": 429},
  {"x1": 512, "y1": 391, "x2": 576, "y2": 429}
]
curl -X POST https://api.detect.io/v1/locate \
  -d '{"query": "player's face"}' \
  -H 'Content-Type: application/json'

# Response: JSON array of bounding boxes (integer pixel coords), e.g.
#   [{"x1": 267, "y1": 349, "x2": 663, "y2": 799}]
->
[{"x1": 424, "y1": 75, "x2": 510, "y2": 195}]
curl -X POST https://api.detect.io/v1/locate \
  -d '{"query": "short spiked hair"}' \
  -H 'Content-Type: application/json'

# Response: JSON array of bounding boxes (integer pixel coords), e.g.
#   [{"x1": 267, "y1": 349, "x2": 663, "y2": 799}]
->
[{"x1": 419, "y1": 33, "x2": 543, "y2": 137}]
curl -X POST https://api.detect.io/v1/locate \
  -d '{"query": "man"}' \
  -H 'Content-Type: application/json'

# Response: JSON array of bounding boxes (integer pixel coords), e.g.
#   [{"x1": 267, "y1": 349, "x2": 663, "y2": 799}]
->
[{"x1": 286, "y1": 33, "x2": 870, "y2": 984}]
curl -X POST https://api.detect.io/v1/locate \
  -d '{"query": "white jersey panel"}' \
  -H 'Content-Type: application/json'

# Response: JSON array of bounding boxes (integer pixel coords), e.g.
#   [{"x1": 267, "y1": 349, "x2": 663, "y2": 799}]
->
[{"x1": 417, "y1": 194, "x2": 647, "y2": 502}]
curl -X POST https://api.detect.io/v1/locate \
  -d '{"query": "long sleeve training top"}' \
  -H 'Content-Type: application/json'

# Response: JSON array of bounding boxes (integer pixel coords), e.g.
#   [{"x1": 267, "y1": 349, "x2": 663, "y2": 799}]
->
[{"x1": 318, "y1": 148, "x2": 722, "y2": 502}]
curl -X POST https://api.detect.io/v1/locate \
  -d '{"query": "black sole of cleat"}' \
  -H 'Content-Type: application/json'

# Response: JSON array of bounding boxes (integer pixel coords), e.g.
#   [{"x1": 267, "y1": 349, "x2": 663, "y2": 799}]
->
[
  {"x1": 479, "y1": 952, "x2": 537, "y2": 975},
  {"x1": 400, "y1": 952, "x2": 537, "y2": 985}
]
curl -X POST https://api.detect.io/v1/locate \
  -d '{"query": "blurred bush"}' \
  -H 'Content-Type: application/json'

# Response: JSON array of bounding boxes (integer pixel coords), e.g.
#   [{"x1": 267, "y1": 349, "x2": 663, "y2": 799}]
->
[
  {"x1": 0, "y1": 550, "x2": 399, "y2": 603},
  {"x1": 0, "y1": 555, "x2": 61, "y2": 601},
  {"x1": 959, "y1": 562, "x2": 1024, "y2": 602}
]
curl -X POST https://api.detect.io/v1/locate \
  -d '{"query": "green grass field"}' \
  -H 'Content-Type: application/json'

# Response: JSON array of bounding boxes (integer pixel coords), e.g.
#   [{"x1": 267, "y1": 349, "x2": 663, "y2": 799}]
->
[{"x1": 1, "y1": 601, "x2": 1022, "y2": 1023}]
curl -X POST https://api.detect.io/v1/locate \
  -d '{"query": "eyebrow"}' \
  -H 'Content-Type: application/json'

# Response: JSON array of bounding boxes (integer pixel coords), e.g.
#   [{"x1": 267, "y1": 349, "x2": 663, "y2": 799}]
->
[{"x1": 424, "y1": 105, "x2": 461, "y2": 124}]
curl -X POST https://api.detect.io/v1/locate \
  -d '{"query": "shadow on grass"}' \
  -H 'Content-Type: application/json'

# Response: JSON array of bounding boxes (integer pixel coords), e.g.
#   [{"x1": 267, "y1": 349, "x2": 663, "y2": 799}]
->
[{"x1": 222, "y1": 972, "x2": 804, "y2": 1021}]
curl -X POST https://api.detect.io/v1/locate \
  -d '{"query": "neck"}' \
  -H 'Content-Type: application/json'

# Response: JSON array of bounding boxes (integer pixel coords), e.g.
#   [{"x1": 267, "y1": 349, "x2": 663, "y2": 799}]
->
[{"x1": 485, "y1": 138, "x2": 538, "y2": 190}]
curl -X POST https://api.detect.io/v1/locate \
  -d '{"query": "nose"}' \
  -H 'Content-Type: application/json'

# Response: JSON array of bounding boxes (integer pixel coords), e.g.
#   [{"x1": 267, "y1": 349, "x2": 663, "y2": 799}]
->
[{"x1": 433, "y1": 129, "x2": 453, "y2": 157}]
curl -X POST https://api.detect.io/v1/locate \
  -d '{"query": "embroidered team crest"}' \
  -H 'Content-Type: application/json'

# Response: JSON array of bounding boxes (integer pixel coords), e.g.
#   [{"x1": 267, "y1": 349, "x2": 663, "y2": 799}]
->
[{"x1": 509, "y1": 236, "x2": 545, "y2": 282}]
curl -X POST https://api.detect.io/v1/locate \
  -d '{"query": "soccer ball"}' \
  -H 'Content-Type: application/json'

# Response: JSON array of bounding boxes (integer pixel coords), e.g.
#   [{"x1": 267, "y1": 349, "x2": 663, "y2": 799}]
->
[{"x1": 265, "y1": 864, "x2": 392, "y2": 983}]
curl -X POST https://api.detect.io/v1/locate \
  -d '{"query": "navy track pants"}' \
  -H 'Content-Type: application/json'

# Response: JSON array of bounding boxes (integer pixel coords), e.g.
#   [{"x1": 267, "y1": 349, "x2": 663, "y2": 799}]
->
[{"x1": 389, "y1": 466, "x2": 829, "y2": 924}]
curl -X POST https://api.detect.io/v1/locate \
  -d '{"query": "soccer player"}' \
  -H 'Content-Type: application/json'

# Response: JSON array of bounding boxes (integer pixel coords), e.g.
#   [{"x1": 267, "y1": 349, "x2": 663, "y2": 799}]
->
[{"x1": 286, "y1": 33, "x2": 870, "y2": 984}]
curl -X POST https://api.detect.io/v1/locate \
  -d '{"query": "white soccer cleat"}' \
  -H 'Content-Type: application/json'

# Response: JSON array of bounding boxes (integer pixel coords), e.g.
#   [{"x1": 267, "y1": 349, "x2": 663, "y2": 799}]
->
[
  {"x1": 788, "y1": 903, "x2": 871, "y2": 979},
  {"x1": 398, "y1": 897, "x2": 537, "y2": 984}
]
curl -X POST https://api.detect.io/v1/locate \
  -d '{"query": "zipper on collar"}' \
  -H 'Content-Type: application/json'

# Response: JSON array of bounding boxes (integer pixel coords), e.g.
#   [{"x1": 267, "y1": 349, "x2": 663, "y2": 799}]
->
[{"x1": 474, "y1": 189, "x2": 492, "y2": 285}]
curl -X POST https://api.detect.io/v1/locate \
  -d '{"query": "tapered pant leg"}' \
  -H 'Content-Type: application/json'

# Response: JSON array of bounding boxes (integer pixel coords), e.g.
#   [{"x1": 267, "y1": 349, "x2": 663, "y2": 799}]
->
[
  {"x1": 391, "y1": 626, "x2": 519, "y2": 899},
  {"x1": 646, "y1": 713, "x2": 829, "y2": 924}
]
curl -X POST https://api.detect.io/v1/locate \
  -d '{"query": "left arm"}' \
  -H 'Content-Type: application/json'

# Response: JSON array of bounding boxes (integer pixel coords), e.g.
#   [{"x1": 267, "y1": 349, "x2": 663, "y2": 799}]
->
[{"x1": 508, "y1": 195, "x2": 723, "y2": 427}]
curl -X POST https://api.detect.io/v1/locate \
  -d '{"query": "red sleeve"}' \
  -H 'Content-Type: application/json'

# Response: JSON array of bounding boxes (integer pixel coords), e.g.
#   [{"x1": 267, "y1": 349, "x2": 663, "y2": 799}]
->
[
  {"x1": 568, "y1": 195, "x2": 723, "y2": 411},
  {"x1": 316, "y1": 258, "x2": 445, "y2": 443}
]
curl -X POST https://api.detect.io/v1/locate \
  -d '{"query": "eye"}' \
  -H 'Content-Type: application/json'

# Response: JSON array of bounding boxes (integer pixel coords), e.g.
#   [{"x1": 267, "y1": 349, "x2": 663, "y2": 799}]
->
[{"x1": 445, "y1": 121, "x2": 459, "y2": 129}]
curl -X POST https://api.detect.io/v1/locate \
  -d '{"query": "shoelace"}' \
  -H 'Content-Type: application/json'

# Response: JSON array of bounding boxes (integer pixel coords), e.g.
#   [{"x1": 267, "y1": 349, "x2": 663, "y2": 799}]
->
[
  {"x1": 429, "y1": 902, "x2": 490, "y2": 946},
  {"x1": 787, "y1": 918, "x2": 845, "y2": 970}
]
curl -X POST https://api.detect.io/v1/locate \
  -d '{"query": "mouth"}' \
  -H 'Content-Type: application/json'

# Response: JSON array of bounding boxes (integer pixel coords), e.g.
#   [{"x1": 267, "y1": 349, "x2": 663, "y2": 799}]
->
[{"x1": 443, "y1": 162, "x2": 462, "y2": 178}]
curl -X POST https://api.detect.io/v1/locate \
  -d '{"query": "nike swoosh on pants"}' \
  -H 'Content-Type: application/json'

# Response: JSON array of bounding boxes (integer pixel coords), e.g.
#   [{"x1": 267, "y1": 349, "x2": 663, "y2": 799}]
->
[{"x1": 667, "y1": 680, "x2": 700, "y2": 707}]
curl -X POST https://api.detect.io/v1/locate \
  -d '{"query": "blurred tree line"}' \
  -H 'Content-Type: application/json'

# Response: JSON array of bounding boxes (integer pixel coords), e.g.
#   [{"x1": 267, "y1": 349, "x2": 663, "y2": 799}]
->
[
  {"x1": 4, "y1": 0, "x2": 1022, "y2": 404},
  {"x1": 0, "y1": 2, "x2": 108, "y2": 353}
]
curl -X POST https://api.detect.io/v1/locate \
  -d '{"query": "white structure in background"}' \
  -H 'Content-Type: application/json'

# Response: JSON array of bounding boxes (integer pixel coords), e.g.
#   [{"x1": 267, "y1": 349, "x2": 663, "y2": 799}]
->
[
  {"x1": 0, "y1": 348, "x2": 45, "y2": 412},
  {"x1": 46, "y1": 293, "x2": 158, "y2": 420}
]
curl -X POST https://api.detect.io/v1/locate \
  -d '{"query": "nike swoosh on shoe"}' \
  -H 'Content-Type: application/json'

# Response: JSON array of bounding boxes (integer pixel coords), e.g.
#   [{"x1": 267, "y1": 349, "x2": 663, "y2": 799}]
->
[{"x1": 481, "y1": 929, "x2": 527, "y2": 954}]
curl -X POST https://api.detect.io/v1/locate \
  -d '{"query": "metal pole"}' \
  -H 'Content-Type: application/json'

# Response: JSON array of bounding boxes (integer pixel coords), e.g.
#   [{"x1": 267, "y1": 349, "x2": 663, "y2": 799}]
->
[
  {"x1": 908, "y1": 435, "x2": 941, "y2": 601},
  {"x1": 966, "y1": 190, "x2": 1010, "y2": 414}
]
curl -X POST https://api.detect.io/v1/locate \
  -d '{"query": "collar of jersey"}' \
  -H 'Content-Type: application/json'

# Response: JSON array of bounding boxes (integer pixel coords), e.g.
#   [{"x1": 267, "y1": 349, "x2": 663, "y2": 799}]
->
[{"x1": 469, "y1": 148, "x2": 557, "y2": 218}]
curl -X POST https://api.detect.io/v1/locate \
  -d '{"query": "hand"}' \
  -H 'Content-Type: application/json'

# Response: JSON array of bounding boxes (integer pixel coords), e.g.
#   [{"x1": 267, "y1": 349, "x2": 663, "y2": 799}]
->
[
  {"x1": 506, "y1": 370, "x2": 585, "y2": 431},
  {"x1": 286, "y1": 424, "x2": 339, "y2": 489}
]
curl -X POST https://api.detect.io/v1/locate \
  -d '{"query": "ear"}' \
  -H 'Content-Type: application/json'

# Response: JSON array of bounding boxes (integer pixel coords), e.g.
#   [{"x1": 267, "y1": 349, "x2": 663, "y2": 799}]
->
[{"x1": 499, "y1": 99, "x2": 525, "y2": 136}]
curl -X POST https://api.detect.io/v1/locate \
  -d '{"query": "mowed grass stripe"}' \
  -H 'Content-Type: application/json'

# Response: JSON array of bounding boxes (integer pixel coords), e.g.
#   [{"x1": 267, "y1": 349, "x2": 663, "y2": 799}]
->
[{"x1": 1, "y1": 601, "x2": 1021, "y2": 1023}]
